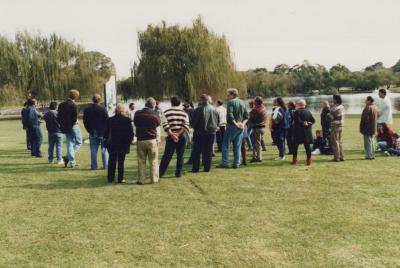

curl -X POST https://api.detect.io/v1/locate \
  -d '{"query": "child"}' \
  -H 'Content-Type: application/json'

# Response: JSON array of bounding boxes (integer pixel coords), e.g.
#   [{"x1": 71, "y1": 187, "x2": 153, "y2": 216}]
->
[
  {"x1": 385, "y1": 133, "x2": 400, "y2": 156},
  {"x1": 43, "y1": 102, "x2": 63, "y2": 164},
  {"x1": 311, "y1": 130, "x2": 324, "y2": 155}
]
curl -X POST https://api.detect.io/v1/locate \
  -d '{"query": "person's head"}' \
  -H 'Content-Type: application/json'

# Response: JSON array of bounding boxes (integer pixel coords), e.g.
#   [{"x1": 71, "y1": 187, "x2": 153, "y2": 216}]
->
[
  {"x1": 321, "y1": 100, "x2": 330, "y2": 109},
  {"x1": 249, "y1": 100, "x2": 254, "y2": 108},
  {"x1": 145, "y1": 97, "x2": 156, "y2": 109},
  {"x1": 129, "y1": 102, "x2": 135, "y2": 110},
  {"x1": 254, "y1": 96, "x2": 263, "y2": 107},
  {"x1": 49, "y1": 101, "x2": 58, "y2": 111},
  {"x1": 68, "y1": 89, "x2": 80, "y2": 101},
  {"x1": 288, "y1": 101, "x2": 296, "y2": 110},
  {"x1": 296, "y1": 99, "x2": 306, "y2": 109},
  {"x1": 155, "y1": 101, "x2": 160, "y2": 108},
  {"x1": 365, "y1": 96, "x2": 374, "y2": 106},
  {"x1": 316, "y1": 130, "x2": 321, "y2": 137},
  {"x1": 199, "y1": 94, "x2": 209, "y2": 104},
  {"x1": 170, "y1": 96, "x2": 181, "y2": 107},
  {"x1": 379, "y1": 88, "x2": 387, "y2": 99},
  {"x1": 393, "y1": 133, "x2": 399, "y2": 140},
  {"x1": 115, "y1": 103, "x2": 126, "y2": 116},
  {"x1": 26, "y1": 98, "x2": 35, "y2": 106},
  {"x1": 216, "y1": 99, "x2": 223, "y2": 107},
  {"x1": 276, "y1": 97, "x2": 287, "y2": 111},
  {"x1": 227, "y1": 88, "x2": 238, "y2": 100},
  {"x1": 378, "y1": 123, "x2": 389, "y2": 134},
  {"x1": 333, "y1": 94, "x2": 342, "y2": 105},
  {"x1": 92, "y1": 94, "x2": 101, "y2": 104}
]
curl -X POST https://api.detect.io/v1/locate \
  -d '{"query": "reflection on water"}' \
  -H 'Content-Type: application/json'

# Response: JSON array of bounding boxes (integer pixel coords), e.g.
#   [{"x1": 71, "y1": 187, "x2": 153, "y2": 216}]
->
[{"x1": 126, "y1": 90, "x2": 400, "y2": 114}]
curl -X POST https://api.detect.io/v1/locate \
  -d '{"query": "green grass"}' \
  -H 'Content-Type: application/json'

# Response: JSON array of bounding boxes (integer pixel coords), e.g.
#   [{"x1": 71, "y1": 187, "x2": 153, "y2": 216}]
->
[{"x1": 1, "y1": 116, "x2": 400, "y2": 267}]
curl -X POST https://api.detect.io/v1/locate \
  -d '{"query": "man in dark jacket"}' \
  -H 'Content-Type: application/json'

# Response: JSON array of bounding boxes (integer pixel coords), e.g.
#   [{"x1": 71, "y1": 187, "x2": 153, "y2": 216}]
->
[
  {"x1": 292, "y1": 100, "x2": 315, "y2": 166},
  {"x1": 249, "y1": 96, "x2": 267, "y2": 162},
  {"x1": 360, "y1": 96, "x2": 378, "y2": 160},
  {"x1": 21, "y1": 101, "x2": 31, "y2": 150},
  {"x1": 83, "y1": 94, "x2": 109, "y2": 170},
  {"x1": 58, "y1": 89, "x2": 82, "y2": 168},
  {"x1": 24, "y1": 99, "x2": 43, "y2": 157},
  {"x1": 191, "y1": 94, "x2": 219, "y2": 173},
  {"x1": 43, "y1": 102, "x2": 63, "y2": 164},
  {"x1": 104, "y1": 104, "x2": 134, "y2": 183}
]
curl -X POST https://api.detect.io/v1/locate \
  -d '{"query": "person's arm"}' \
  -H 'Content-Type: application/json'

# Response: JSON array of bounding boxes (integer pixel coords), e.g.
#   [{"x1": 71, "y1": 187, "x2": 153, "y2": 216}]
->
[
  {"x1": 83, "y1": 108, "x2": 90, "y2": 132},
  {"x1": 127, "y1": 119, "x2": 134, "y2": 144}
]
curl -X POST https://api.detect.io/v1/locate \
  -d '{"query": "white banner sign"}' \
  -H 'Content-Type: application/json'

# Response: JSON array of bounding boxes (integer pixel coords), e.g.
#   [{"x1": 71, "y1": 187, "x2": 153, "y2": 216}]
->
[{"x1": 104, "y1": 75, "x2": 117, "y2": 116}]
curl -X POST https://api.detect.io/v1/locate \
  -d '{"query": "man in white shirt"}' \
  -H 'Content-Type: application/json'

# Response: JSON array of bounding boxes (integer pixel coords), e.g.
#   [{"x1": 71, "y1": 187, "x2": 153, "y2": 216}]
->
[
  {"x1": 376, "y1": 88, "x2": 393, "y2": 126},
  {"x1": 215, "y1": 99, "x2": 227, "y2": 152},
  {"x1": 128, "y1": 103, "x2": 137, "y2": 144}
]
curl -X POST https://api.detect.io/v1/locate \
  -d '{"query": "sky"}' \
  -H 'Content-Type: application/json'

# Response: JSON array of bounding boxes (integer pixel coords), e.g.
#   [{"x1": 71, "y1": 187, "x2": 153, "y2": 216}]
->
[{"x1": 1, "y1": 0, "x2": 400, "y2": 77}]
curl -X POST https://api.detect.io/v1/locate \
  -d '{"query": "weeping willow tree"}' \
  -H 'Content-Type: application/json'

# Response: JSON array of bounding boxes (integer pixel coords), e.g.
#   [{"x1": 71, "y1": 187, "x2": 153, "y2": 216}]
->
[
  {"x1": 0, "y1": 32, "x2": 115, "y2": 106},
  {"x1": 132, "y1": 17, "x2": 246, "y2": 101}
]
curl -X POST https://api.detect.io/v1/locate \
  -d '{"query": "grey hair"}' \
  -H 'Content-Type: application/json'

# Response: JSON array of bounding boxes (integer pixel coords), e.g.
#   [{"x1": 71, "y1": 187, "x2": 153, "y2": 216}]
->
[
  {"x1": 145, "y1": 97, "x2": 156, "y2": 107},
  {"x1": 297, "y1": 99, "x2": 306, "y2": 107}
]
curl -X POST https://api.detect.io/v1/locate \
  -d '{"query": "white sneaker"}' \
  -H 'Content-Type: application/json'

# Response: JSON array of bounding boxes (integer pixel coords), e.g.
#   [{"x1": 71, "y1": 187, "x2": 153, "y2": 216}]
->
[
  {"x1": 384, "y1": 151, "x2": 391, "y2": 156},
  {"x1": 48, "y1": 160, "x2": 54, "y2": 164},
  {"x1": 311, "y1": 149, "x2": 321, "y2": 155},
  {"x1": 275, "y1": 156, "x2": 285, "y2": 161},
  {"x1": 57, "y1": 160, "x2": 64, "y2": 165}
]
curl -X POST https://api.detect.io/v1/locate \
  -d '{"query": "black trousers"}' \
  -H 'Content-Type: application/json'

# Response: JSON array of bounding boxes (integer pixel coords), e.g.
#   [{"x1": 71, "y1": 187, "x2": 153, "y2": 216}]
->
[
  {"x1": 293, "y1": 143, "x2": 312, "y2": 158},
  {"x1": 286, "y1": 129, "x2": 295, "y2": 155},
  {"x1": 159, "y1": 133, "x2": 187, "y2": 177},
  {"x1": 108, "y1": 152, "x2": 126, "y2": 182},
  {"x1": 216, "y1": 126, "x2": 225, "y2": 152},
  {"x1": 192, "y1": 133, "x2": 214, "y2": 172}
]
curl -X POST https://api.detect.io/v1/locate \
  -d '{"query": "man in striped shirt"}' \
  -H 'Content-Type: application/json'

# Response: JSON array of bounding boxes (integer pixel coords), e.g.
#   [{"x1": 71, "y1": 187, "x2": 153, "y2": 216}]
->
[{"x1": 159, "y1": 96, "x2": 190, "y2": 178}]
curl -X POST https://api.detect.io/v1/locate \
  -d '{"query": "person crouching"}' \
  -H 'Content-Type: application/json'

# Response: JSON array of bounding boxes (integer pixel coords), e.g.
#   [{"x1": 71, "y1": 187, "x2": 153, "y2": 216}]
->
[{"x1": 292, "y1": 100, "x2": 315, "y2": 166}]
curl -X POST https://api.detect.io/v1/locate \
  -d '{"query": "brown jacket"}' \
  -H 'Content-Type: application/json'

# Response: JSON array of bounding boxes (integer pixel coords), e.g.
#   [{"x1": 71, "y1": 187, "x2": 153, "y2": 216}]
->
[{"x1": 360, "y1": 104, "x2": 378, "y2": 136}]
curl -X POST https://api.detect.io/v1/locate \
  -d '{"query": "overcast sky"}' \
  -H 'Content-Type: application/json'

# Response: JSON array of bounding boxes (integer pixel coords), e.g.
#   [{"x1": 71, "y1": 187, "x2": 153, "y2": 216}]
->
[{"x1": 1, "y1": 0, "x2": 399, "y2": 77}]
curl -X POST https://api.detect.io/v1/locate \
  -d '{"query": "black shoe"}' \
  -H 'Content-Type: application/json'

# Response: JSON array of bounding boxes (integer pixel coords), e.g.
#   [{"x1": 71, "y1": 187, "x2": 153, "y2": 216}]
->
[
  {"x1": 216, "y1": 164, "x2": 228, "y2": 169},
  {"x1": 62, "y1": 156, "x2": 69, "y2": 168},
  {"x1": 250, "y1": 158, "x2": 258, "y2": 163},
  {"x1": 340, "y1": 158, "x2": 345, "y2": 161},
  {"x1": 107, "y1": 179, "x2": 114, "y2": 183},
  {"x1": 175, "y1": 173, "x2": 182, "y2": 178},
  {"x1": 136, "y1": 181, "x2": 144, "y2": 185},
  {"x1": 185, "y1": 161, "x2": 192, "y2": 165},
  {"x1": 232, "y1": 165, "x2": 239, "y2": 169}
]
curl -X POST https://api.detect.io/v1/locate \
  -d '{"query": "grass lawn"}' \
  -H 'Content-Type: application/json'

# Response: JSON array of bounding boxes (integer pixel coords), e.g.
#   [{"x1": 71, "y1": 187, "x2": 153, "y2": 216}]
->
[{"x1": 0, "y1": 115, "x2": 400, "y2": 267}]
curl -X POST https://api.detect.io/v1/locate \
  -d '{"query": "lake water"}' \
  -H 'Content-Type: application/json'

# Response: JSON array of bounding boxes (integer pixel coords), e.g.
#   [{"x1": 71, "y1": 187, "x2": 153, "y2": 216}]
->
[{"x1": 125, "y1": 90, "x2": 400, "y2": 115}]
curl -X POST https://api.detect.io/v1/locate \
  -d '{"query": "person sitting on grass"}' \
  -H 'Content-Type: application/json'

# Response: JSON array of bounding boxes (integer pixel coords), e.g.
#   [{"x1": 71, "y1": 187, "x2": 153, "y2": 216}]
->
[
  {"x1": 43, "y1": 102, "x2": 63, "y2": 164},
  {"x1": 311, "y1": 130, "x2": 324, "y2": 155},
  {"x1": 385, "y1": 133, "x2": 400, "y2": 156},
  {"x1": 104, "y1": 104, "x2": 134, "y2": 183},
  {"x1": 376, "y1": 123, "x2": 394, "y2": 152},
  {"x1": 292, "y1": 99, "x2": 315, "y2": 166}
]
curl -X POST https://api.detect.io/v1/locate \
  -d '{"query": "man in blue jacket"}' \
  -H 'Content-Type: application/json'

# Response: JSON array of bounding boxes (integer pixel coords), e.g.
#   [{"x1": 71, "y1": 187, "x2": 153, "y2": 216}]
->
[{"x1": 23, "y1": 99, "x2": 43, "y2": 157}]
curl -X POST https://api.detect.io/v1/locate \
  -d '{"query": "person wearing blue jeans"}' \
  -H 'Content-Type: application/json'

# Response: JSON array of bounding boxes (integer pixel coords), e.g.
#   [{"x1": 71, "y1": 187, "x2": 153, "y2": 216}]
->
[
  {"x1": 217, "y1": 88, "x2": 248, "y2": 169},
  {"x1": 23, "y1": 99, "x2": 43, "y2": 157},
  {"x1": 83, "y1": 94, "x2": 109, "y2": 170},
  {"x1": 271, "y1": 97, "x2": 289, "y2": 161},
  {"x1": 66, "y1": 124, "x2": 82, "y2": 167},
  {"x1": 89, "y1": 131, "x2": 109, "y2": 170},
  {"x1": 43, "y1": 102, "x2": 63, "y2": 164}
]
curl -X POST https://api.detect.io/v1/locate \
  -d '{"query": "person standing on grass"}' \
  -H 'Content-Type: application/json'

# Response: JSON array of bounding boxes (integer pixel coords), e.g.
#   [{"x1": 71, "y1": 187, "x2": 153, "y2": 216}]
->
[
  {"x1": 83, "y1": 94, "x2": 109, "y2": 170},
  {"x1": 215, "y1": 99, "x2": 227, "y2": 153},
  {"x1": 58, "y1": 89, "x2": 82, "y2": 168},
  {"x1": 360, "y1": 96, "x2": 378, "y2": 160},
  {"x1": 329, "y1": 94, "x2": 345, "y2": 162},
  {"x1": 24, "y1": 99, "x2": 43, "y2": 158},
  {"x1": 217, "y1": 88, "x2": 248, "y2": 169},
  {"x1": 43, "y1": 102, "x2": 63, "y2": 164},
  {"x1": 134, "y1": 98, "x2": 161, "y2": 185},
  {"x1": 376, "y1": 88, "x2": 393, "y2": 127},
  {"x1": 128, "y1": 102, "x2": 137, "y2": 144},
  {"x1": 154, "y1": 101, "x2": 163, "y2": 145},
  {"x1": 21, "y1": 101, "x2": 31, "y2": 151},
  {"x1": 249, "y1": 96, "x2": 267, "y2": 163},
  {"x1": 286, "y1": 101, "x2": 296, "y2": 155},
  {"x1": 292, "y1": 100, "x2": 315, "y2": 166},
  {"x1": 319, "y1": 101, "x2": 333, "y2": 155},
  {"x1": 159, "y1": 96, "x2": 190, "y2": 178},
  {"x1": 104, "y1": 104, "x2": 133, "y2": 183},
  {"x1": 191, "y1": 94, "x2": 219, "y2": 173},
  {"x1": 271, "y1": 97, "x2": 289, "y2": 161}
]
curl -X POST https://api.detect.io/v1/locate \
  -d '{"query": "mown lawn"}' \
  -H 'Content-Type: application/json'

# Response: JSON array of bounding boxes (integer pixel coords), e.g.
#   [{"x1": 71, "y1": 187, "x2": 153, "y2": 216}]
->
[{"x1": 0, "y1": 115, "x2": 399, "y2": 267}]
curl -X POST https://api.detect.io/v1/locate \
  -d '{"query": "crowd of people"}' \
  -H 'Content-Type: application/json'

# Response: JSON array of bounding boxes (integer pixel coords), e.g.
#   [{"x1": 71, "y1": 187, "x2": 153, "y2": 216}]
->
[{"x1": 20, "y1": 88, "x2": 398, "y2": 184}]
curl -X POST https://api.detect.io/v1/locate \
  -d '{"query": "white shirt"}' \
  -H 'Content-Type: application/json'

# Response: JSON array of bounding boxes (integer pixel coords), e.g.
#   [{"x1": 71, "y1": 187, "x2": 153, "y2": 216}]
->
[
  {"x1": 377, "y1": 96, "x2": 393, "y2": 124},
  {"x1": 216, "y1": 105, "x2": 227, "y2": 126},
  {"x1": 128, "y1": 109, "x2": 136, "y2": 122}
]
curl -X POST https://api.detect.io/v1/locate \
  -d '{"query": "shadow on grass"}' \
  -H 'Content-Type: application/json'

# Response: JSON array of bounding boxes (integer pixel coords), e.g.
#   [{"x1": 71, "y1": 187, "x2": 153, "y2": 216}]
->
[{"x1": 1, "y1": 177, "x2": 110, "y2": 190}]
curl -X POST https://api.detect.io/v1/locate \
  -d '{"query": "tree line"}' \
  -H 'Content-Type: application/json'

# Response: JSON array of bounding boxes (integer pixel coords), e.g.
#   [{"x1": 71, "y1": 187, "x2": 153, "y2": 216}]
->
[{"x1": 0, "y1": 32, "x2": 115, "y2": 107}]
